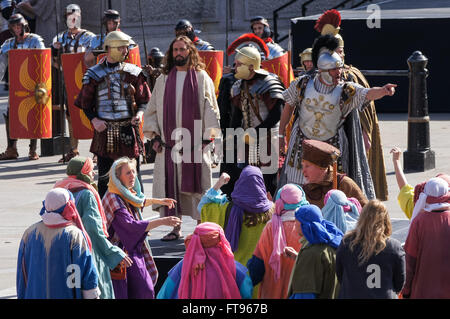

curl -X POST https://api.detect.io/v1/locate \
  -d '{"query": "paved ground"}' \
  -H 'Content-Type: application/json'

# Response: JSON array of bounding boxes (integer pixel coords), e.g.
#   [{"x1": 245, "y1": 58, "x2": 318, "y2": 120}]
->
[{"x1": 0, "y1": 78, "x2": 449, "y2": 298}]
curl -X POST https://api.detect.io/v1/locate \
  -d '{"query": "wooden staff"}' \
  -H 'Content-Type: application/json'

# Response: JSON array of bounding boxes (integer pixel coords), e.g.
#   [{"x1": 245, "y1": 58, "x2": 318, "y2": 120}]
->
[{"x1": 331, "y1": 152, "x2": 338, "y2": 189}]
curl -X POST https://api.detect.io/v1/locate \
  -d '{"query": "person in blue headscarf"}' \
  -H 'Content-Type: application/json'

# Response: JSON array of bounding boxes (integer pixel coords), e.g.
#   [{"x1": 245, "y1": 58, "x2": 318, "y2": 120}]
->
[
  {"x1": 322, "y1": 189, "x2": 361, "y2": 233},
  {"x1": 285, "y1": 204, "x2": 343, "y2": 299}
]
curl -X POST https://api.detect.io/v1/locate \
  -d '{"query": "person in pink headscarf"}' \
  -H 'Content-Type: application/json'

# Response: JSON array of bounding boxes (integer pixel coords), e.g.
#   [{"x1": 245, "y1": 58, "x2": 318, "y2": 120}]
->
[
  {"x1": 157, "y1": 222, "x2": 253, "y2": 299},
  {"x1": 247, "y1": 184, "x2": 309, "y2": 298}
]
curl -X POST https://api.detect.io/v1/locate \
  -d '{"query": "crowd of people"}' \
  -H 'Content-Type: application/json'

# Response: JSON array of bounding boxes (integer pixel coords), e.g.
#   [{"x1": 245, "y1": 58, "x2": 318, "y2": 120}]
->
[{"x1": 1, "y1": 4, "x2": 448, "y2": 299}]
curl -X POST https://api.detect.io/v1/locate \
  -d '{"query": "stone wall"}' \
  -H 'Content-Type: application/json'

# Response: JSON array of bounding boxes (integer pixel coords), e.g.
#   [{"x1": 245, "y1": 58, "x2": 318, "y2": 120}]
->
[{"x1": 60, "y1": 0, "x2": 359, "y2": 62}]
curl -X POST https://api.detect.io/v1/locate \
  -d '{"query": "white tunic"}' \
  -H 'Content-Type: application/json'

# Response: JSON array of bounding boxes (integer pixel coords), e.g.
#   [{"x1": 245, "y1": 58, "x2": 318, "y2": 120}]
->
[{"x1": 143, "y1": 69, "x2": 221, "y2": 220}]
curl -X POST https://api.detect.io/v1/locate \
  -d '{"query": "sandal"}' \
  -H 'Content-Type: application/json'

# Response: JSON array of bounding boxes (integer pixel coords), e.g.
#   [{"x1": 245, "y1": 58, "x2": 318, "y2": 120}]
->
[
  {"x1": 161, "y1": 225, "x2": 183, "y2": 241},
  {"x1": 28, "y1": 151, "x2": 39, "y2": 160},
  {"x1": 58, "y1": 149, "x2": 79, "y2": 163},
  {"x1": 0, "y1": 147, "x2": 18, "y2": 160},
  {"x1": 161, "y1": 232, "x2": 182, "y2": 242}
]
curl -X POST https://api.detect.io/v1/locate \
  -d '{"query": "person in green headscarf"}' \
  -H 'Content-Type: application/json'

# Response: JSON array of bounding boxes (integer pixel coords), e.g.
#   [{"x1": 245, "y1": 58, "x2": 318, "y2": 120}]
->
[{"x1": 54, "y1": 156, "x2": 133, "y2": 299}]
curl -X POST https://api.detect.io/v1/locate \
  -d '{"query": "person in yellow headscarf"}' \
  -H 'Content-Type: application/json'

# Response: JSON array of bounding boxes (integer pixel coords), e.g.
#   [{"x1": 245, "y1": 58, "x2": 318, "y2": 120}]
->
[{"x1": 102, "y1": 156, "x2": 180, "y2": 299}]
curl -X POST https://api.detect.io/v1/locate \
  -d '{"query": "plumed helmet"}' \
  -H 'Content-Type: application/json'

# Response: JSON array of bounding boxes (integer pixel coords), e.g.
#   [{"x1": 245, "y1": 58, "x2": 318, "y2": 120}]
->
[
  {"x1": 235, "y1": 46, "x2": 268, "y2": 75},
  {"x1": 300, "y1": 48, "x2": 312, "y2": 64},
  {"x1": 103, "y1": 30, "x2": 132, "y2": 49},
  {"x1": 314, "y1": 9, "x2": 344, "y2": 48},
  {"x1": 227, "y1": 33, "x2": 270, "y2": 61},
  {"x1": 312, "y1": 34, "x2": 341, "y2": 69}
]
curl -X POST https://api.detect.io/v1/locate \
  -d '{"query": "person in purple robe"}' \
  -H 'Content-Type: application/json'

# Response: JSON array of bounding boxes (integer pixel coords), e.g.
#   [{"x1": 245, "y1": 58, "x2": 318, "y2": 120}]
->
[{"x1": 102, "y1": 157, "x2": 180, "y2": 299}]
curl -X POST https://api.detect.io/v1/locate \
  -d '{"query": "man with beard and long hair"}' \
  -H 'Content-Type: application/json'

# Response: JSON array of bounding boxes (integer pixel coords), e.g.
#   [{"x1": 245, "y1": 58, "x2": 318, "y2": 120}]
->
[{"x1": 143, "y1": 36, "x2": 220, "y2": 241}]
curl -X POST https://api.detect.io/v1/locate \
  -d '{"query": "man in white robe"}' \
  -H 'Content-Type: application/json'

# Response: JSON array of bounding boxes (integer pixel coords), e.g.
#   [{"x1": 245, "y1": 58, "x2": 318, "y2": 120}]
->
[{"x1": 143, "y1": 36, "x2": 220, "y2": 241}]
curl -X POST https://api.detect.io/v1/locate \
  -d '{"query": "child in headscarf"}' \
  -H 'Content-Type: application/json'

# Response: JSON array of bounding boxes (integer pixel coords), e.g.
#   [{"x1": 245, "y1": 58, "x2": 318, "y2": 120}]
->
[
  {"x1": 322, "y1": 189, "x2": 361, "y2": 233},
  {"x1": 157, "y1": 222, "x2": 253, "y2": 299},
  {"x1": 102, "y1": 157, "x2": 180, "y2": 299},
  {"x1": 247, "y1": 183, "x2": 309, "y2": 298},
  {"x1": 285, "y1": 204, "x2": 343, "y2": 299},
  {"x1": 54, "y1": 156, "x2": 132, "y2": 299},
  {"x1": 198, "y1": 166, "x2": 274, "y2": 269},
  {"x1": 17, "y1": 188, "x2": 100, "y2": 299}
]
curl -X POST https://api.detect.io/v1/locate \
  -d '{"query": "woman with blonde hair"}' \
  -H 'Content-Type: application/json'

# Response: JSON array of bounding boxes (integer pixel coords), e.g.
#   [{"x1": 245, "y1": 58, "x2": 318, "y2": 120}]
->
[
  {"x1": 102, "y1": 157, "x2": 180, "y2": 299},
  {"x1": 335, "y1": 199, "x2": 405, "y2": 298}
]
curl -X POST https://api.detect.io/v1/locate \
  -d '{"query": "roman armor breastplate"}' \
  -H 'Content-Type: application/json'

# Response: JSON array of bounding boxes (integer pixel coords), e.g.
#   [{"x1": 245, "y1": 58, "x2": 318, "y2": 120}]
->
[
  {"x1": 54, "y1": 30, "x2": 94, "y2": 53},
  {"x1": 299, "y1": 78, "x2": 343, "y2": 141},
  {"x1": 1, "y1": 34, "x2": 44, "y2": 54},
  {"x1": 195, "y1": 38, "x2": 214, "y2": 51},
  {"x1": 267, "y1": 42, "x2": 285, "y2": 59},
  {"x1": 89, "y1": 34, "x2": 104, "y2": 50},
  {"x1": 96, "y1": 66, "x2": 132, "y2": 121}
]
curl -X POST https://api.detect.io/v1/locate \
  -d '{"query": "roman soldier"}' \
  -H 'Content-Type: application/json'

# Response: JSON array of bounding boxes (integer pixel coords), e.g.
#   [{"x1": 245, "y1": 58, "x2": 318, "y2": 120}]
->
[
  {"x1": 143, "y1": 47, "x2": 164, "y2": 92},
  {"x1": 225, "y1": 45, "x2": 285, "y2": 196},
  {"x1": 74, "y1": 30, "x2": 151, "y2": 198},
  {"x1": 0, "y1": 13, "x2": 45, "y2": 160},
  {"x1": 85, "y1": 9, "x2": 136, "y2": 67},
  {"x1": 314, "y1": 9, "x2": 389, "y2": 201},
  {"x1": 250, "y1": 16, "x2": 285, "y2": 59},
  {"x1": 52, "y1": 4, "x2": 95, "y2": 163},
  {"x1": 297, "y1": 47, "x2": 314, "y2": 75},
  {"x1": 278, "y1": 34, "x2": 397, "y2": 200},
  {"x1": 174, "y1": 19, "x2": 214, "y2": 51}
]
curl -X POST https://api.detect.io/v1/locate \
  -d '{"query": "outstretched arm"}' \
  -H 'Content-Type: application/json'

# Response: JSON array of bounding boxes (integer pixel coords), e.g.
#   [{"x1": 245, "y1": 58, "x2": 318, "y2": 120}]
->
[{"x1": 366, "y1": 83, "x2": 397, "y2": 101}]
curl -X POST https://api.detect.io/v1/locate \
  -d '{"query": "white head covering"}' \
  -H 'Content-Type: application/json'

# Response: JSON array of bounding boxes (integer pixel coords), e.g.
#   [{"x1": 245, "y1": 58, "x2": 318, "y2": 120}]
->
[
  {"x1": 411, "y1": 177, "x2": 450, "y2": 221},
  {"x1": 44, "y1": 188, "x2": 71, "y2": 212}
]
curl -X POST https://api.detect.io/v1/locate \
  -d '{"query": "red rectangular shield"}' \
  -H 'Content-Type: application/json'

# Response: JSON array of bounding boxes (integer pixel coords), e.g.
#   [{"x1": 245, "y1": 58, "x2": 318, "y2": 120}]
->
[
  {"x1": 9, "y1": 48, "x2": 52, "y2": 139},
  {"x1": 198, "y1": 50, "x2": 224, "y2": 98},
  {"x1": 61, "y1": 52, "x2": 93, "y2": 139},
  {"x1": 96, "y1": 45, "x2": 142, "y2": 67},
  {"x1": 261, "y1": 51, "x2": 295, "y2": 88}
]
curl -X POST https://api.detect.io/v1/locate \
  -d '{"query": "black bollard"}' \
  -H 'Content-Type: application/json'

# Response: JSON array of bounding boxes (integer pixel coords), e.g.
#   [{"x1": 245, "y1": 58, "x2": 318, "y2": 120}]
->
[{"x1": 403, "y1": 51, "x2": 435, "y2": 172}]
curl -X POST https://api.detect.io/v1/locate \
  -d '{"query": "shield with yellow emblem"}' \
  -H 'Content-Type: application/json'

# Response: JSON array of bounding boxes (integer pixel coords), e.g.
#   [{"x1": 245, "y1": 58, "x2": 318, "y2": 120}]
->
[
  {"x1": 9, "y1": 49, "x2": 52, "y2": 139},
  {"x1": 198, "y1": 50, "x2": 223, "y2": 98},
  {"x1": 61, "y1": 52, "x2": 94, "y2": 139},
  {"x1": 261, "y1": 51, "x2": 295, "y2": 88},
  {"x1": 96, "y1": 45, "x2": 142, "y2": 67}
]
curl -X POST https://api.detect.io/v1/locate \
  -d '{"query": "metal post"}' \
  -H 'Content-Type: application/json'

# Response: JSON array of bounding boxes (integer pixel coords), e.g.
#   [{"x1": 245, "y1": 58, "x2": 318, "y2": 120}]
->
[{"x1": 403, "y1": 51, "x2": 435, "y2": 172}]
